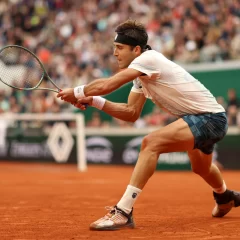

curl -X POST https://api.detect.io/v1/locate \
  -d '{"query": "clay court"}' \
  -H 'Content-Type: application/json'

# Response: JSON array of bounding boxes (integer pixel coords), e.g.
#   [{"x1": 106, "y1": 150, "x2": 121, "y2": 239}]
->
[{"x1": 0, "y1": 162, "x2": 240, "y2": 240}]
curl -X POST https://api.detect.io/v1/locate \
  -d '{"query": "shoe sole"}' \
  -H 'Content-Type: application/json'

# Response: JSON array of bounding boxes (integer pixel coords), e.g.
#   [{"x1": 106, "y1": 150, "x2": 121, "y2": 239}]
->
[
  {"x1": 212, "y1": 200, "x2": 235, "y2": 218},
  {"x1": 90, "y1": 222, "x2": 135, "y2": 231}
]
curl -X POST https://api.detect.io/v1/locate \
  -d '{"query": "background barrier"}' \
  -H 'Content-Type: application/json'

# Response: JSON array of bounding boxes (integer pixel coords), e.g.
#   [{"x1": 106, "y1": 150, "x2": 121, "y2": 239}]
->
[{"x1": 0, "y1": 122, "x2": 239, "y2": 170}]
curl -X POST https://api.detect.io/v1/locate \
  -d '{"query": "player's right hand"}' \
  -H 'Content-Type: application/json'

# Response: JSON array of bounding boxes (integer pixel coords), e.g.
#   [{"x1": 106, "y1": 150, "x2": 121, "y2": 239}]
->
[{"x1": 57, "y1": 88, "x2": 77, "y2": 103}]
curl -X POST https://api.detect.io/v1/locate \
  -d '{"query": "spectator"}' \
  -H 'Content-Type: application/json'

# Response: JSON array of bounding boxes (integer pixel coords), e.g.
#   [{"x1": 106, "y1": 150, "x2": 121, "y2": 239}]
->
[
  {"x1": 87, "y1": 111, "x2": 102, "y2": 127},
  {"x1": 216, "y1": 96, "x2": 227, "y2": 110},
  {"x1": 226, "y1": 88, "x2": 239, "y2": 126},
  {"x1": 144, "y1": 107, "x2": 170, "y2": 127},
  {"x1": 0, "y1": 90, "x2": 10, "y2": 113}
]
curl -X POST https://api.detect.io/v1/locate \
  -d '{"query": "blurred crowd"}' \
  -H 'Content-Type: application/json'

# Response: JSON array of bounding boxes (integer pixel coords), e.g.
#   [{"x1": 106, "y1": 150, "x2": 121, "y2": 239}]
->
[{"x1": 0, "y1": 0, "x2": 239, "y2": 127}]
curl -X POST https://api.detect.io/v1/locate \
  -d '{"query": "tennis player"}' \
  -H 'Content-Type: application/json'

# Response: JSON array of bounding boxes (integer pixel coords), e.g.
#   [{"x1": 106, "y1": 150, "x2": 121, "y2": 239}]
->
[{"x1": 57, "y1": 19, "x2": 240, "y2": 231}]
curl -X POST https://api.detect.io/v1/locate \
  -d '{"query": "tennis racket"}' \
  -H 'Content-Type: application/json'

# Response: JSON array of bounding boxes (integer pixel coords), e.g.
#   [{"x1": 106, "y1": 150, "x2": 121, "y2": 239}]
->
[{"x1": 0, "y1": 45, "x2": 61, "y2": 93}]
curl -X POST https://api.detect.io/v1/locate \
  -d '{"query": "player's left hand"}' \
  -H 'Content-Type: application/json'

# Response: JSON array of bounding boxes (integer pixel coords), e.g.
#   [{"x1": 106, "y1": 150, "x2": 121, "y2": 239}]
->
[
  {"x1": 57, "y1": 88, "x2": 77, "y2": 103},
  {"x1": 73, "y1": 97, "x2": 93, "y2": 110}
]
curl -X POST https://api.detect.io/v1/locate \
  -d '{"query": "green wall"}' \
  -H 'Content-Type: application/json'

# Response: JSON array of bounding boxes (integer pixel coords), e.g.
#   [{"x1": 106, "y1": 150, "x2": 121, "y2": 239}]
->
[
  {"x1": 75, "y1": 68, "x2": 240, "y2": 122},
  {"x1": 191, "y1": 69, "x2": 240, "y2": 100}
]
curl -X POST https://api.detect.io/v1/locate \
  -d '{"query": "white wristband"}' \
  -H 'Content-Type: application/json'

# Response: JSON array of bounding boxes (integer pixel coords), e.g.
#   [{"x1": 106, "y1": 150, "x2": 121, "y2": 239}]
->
[
  {"x1": 74, "y1": 85, "x2": 86, "y2": 99},
  {"x1": 92, "y1": 96, "x2": 106, "y2": 110}
]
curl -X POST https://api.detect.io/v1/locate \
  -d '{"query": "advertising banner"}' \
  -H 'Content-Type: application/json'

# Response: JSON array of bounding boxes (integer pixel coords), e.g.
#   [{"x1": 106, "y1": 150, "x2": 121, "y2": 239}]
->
[
  {"x1": 0, "y1": 131, "x2": 192, "y2": 170},
  {"x1": 1, "y1": 130, "x2": 239, "y2": 170}
]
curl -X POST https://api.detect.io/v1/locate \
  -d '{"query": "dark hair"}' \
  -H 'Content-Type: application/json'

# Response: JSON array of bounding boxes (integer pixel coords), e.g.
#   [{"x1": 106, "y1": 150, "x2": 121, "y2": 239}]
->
[{"x1": 115, "y1": 19, "x2": 149, "y2": 51}]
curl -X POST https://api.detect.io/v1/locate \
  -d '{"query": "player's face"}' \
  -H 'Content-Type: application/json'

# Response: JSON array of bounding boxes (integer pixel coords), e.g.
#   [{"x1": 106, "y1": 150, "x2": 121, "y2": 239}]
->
[{"x1": 113, "y1": 43, "x2": 139, "y2": 69}]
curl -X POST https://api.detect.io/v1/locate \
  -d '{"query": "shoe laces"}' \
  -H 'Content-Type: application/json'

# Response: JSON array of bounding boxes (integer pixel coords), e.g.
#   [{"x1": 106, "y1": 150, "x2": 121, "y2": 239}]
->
[
  {"x1": 105, "y1": 206, "x2": 119, "y2": 216},
  {"x1": 104, "y1": 206, "x2": 128, "y2": 219}
]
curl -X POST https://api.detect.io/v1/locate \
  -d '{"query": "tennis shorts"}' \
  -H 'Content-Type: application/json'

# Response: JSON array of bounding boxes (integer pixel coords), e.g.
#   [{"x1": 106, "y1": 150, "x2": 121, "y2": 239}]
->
[{"x1": 182, "y1": 112, "x2": 228, "y2": 154}]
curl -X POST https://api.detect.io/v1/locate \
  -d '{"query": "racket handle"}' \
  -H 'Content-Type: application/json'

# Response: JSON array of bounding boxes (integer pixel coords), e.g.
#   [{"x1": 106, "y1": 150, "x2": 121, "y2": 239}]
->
[{"x1": 58, "y1": 89, "x2": 88, "y2": 108}]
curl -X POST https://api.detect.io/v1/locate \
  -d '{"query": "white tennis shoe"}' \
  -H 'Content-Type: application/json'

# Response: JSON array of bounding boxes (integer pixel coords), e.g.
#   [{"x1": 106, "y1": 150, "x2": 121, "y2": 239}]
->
[{"x1": 90, "y1": 206, "x2": 135, "y2": 231}]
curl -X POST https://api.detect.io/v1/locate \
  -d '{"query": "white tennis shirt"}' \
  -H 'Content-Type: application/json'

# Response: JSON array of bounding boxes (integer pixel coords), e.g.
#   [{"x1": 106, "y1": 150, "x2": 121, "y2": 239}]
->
[{"x1": 128, "y1": 50, "x2": 225, "y2": 117}]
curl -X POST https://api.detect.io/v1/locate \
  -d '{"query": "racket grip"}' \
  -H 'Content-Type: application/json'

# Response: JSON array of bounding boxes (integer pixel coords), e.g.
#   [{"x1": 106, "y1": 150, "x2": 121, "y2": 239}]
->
[{"x1": 58, "y1": 89, "x2": 88, "y2": 108}]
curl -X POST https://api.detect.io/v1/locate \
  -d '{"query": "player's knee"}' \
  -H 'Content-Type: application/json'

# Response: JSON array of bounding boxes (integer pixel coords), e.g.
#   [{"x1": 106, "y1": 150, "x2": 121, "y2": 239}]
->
[
  {"x1": 140, "y1": 135, "x2": 150, "y2": 150},
  {"x1": 141, "y1": 135, "x2": 161, "y2": 153}
]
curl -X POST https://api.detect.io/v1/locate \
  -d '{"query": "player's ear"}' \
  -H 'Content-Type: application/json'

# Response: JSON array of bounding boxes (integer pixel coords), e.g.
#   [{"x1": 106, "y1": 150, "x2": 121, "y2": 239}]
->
[{"x1": 134, "y1": 45, "x2": 142, "y2": 55}]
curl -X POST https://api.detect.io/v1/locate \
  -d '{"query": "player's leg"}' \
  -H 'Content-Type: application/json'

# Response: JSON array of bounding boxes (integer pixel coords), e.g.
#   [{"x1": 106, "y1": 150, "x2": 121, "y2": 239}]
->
[
  {"x1": 128, "y1": 118, "x2": 194, "y2": 189},
  {"x1": 188, "y1": 149, "x2": 224, "y2": 190},
  {"x1": 90, "y1": 118, "x2": 194, "y2": 230},
  {"x1": 184, "y1": 112, "x2": 240, "y2": 217},
  {"x1": 188, "y1": 148, "x2": 240, "y2": 217},
  {"x1": 212, "y1": 144, "x2": 224, "y2": 170}
]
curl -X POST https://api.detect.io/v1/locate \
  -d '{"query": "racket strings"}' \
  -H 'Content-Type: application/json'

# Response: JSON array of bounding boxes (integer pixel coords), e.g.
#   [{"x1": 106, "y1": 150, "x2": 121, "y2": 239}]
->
[{"x1": 0, "y1": 47, "x2": 44, "y2": 89}]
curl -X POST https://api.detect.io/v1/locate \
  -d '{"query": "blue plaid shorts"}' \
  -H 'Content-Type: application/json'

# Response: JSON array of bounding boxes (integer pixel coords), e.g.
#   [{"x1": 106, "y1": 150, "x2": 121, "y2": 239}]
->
[{"x1": 182, "y1": 112, "x2": 228, "y2": 154}]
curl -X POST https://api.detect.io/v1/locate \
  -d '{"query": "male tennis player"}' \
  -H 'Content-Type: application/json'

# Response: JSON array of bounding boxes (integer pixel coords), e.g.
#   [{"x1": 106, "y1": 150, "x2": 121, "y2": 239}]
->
[{"x1": 57, "y1": 19, "x2": 240, "y2": 231}]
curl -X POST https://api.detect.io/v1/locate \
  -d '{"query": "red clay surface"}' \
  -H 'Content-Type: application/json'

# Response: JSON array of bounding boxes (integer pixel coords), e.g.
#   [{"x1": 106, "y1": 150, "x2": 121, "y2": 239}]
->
[{"x1": 0, "y1": 162, "x2": 240, "y2": 240}]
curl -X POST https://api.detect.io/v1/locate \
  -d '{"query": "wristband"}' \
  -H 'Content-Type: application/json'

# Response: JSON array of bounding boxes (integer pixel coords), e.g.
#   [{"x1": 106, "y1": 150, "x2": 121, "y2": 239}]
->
[
  {"x1": 74, "y1": 85, "x2": 86, "y2": 98},
  {"x1": 92, "y1": 96, "x2": 106, "y2": 110}
]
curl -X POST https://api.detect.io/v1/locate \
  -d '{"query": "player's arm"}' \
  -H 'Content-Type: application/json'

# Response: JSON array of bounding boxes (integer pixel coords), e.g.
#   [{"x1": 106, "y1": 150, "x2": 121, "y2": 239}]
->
[
  {"x1": 85, "y1": 68, "x2": 141, "y2": 96},
  {"x1": 75, "y1": 91, "x2": 146, "y2": 122},
  {"x1": 101, "y1": 91, "x2": 146, "y2": 122},
  {"x1": 57, "y1": 68, "x2": 142, "y2": 103}
]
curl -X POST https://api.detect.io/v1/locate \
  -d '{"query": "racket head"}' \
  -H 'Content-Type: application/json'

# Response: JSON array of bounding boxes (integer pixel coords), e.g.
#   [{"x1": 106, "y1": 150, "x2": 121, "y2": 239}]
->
[{"x1": 0, "y1": 45, "x2": 59, "y2": 92}]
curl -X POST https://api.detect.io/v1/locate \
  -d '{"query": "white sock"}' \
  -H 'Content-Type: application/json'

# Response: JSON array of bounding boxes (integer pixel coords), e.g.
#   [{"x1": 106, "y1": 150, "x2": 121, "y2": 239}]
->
[
  {"x1": 213, "y1": 180, "x2": 227, "y2": 194},
  {"x1": 117, "y1": 185, "x2": 142, "y2": 214}
]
